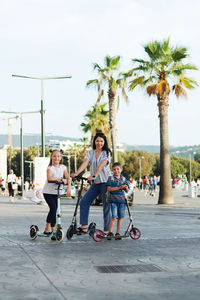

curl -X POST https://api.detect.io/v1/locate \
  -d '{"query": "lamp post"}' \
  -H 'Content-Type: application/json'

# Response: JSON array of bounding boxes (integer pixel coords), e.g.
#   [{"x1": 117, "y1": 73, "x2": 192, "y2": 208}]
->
[
  {"x1": 12, "y1": 74, "x2": 72, "y2": 157},
  {"x1": 137, "y1": 156, "x2": 144, "y2": 189},
  {"x1": 1, "y1": 110, "x2": 40, "y2": 197}
]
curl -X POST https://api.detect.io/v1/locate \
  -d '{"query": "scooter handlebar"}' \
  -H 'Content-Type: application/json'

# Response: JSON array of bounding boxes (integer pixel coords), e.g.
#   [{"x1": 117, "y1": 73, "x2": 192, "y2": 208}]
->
[
  {"x1": 73, "y1": 175, "x2": 89, "y2": 181},
  {"x1": 48, "y1": 180, "x2": 63, "y2": 184}
]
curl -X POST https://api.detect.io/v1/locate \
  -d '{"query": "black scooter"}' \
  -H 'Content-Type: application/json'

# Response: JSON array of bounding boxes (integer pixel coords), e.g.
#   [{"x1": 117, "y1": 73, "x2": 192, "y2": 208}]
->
[
  {"x1": 66, "y1": 175, "x2": 96, "y2": 240},
  {"x1": 92, "y1": 196, "x2": 141, "y2": 242},
  {"x1": 30, "y1": 180, "x2": 65, "y2": 243}
]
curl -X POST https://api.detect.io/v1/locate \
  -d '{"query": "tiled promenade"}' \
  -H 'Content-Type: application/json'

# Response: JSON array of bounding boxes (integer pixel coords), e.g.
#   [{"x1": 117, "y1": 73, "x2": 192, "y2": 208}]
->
[{"x1": 0, "y1": 189, "x2": 200, "y2": 300}]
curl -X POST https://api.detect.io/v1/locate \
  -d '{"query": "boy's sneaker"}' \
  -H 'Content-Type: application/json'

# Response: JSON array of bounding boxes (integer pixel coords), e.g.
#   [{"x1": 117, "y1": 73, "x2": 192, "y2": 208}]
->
[
  {"x1": 115, "y1": 233, "x2": 122, "y2": 240},
  {"x1": 107, "y1": 232, "x2": 114, "y2": 240}
]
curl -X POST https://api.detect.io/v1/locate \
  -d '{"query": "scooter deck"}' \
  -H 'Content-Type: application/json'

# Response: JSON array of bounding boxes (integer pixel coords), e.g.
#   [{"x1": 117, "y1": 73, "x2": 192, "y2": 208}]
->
[
  {"x1": 102, "y1": 234, "x2": 129, "y2": 239},
  {"x1": 37, "y1": 231, "x2": 56, "y2": 238}
]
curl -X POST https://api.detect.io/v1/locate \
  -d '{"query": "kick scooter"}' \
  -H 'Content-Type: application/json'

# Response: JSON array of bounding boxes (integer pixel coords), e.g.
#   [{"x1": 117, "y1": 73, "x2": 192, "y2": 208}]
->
[
  {"x1": 66, "y1": 175, "x2": 96, "y2": 240},
  {"x1": 30, "y1": 180, "x2": 65, "y2": 243},
  {"x1": 92, "y1": 196, "x2": 141, "y2": 242}
]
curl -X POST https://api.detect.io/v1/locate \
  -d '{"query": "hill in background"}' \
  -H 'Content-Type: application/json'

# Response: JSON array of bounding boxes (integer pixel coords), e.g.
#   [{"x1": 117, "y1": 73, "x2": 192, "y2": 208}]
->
[{"x1": 0, "y1": 134, "x2": 199, "y2": 158}]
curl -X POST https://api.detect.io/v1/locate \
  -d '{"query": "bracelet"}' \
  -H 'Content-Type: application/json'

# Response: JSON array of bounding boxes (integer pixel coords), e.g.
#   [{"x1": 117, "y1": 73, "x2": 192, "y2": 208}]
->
[{"x1": 92, "y1": 175, "x2": 96, "y2": 178}]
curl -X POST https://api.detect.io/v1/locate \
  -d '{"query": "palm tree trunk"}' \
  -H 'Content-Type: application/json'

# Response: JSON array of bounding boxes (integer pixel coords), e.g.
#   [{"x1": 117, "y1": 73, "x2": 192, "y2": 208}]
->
[
  {"x1": 158, "y1": 96, "x2": 174, "y2": 204},
  {"x1": 108, "y1": 87, "x2": 117, "y2": 163}
]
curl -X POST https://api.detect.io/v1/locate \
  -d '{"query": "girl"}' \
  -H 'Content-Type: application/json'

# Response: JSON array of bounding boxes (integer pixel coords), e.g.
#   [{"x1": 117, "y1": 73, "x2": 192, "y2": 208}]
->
[
  {"x1": 42, "y1": 150, "x2": 71, "y2": 234},
  {"x1": 71, "y1": 132, "x2": 112, "y2": 235}
]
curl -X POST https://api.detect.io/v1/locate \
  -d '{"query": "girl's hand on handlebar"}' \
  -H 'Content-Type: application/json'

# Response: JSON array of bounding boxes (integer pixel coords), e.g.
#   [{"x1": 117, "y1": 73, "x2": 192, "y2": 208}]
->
[
  {"x1": 65, "y1": 187, "x2": 71, "y2": 197},
  {"x1": 62, "y1": 178, "x2": 67, "y2": 185}
]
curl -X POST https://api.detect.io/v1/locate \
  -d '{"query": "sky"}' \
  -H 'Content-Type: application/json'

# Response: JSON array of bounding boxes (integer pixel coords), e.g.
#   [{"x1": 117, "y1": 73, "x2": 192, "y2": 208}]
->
[{"x1": 0, "y1": 0, "x2": 200, "y2": 147}]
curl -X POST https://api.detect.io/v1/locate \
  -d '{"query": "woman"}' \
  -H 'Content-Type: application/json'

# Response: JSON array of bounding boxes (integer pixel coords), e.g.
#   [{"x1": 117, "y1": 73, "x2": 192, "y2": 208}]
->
[{"x1": 71, "y1": 132, "x2": 112, "y2": 234}]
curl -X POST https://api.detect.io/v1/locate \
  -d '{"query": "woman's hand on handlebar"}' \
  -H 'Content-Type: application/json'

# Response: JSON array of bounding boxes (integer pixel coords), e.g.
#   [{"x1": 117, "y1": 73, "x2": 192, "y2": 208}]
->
[
  {"x1": 87, "y1": 176, "x2": 95, "y2": 182},
  {"x1": 71, "y1": 173, "x2": 78, "y2": 179}
]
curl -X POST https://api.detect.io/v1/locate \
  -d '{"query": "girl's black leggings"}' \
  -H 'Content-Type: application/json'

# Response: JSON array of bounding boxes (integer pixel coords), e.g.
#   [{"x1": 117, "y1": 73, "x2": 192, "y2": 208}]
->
[{"x1": 43, "y1": 193, "x2": 58, "y2": 227}]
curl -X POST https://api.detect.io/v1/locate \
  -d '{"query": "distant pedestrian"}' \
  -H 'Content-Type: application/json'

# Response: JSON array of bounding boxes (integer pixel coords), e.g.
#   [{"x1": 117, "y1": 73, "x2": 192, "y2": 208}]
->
[{"x1": 7, "y1": 169, "x2": 17, "y2": 203}]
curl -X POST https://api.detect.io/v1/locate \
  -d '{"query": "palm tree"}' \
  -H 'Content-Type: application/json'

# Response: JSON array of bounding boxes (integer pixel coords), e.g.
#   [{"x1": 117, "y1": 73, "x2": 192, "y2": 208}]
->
[
  {"x1": 127, "y1": 38, "x2": 198, "y2": 204},
  {"x1": 80, "y1": 103, "x2": 110, "y2": 144},
  {"x1": 86, "y1": 55, "x2": 128, "y2": 162},
  {"x1": 7, "y1": 146, "x2": 17, "y2": 170}
]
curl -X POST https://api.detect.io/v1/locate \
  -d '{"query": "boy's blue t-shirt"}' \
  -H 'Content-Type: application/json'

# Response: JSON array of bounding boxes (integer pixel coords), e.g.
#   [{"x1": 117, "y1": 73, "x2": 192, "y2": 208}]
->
[{"x1": 106, "y1": 174, "x2": 129, "y2": 204}]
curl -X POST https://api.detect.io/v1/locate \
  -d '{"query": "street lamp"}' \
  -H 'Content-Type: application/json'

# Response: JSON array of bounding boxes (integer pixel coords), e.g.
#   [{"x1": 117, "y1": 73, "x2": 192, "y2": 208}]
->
[
  {"x1": 137, "y1": 156, "x2": 144, "y2": 188},
  {"x1": 12, "y1": 74, "x2": 72, "y2": 157},
  {"x1": 1, "y1": 110, "x2": 40, "y2": 197}
]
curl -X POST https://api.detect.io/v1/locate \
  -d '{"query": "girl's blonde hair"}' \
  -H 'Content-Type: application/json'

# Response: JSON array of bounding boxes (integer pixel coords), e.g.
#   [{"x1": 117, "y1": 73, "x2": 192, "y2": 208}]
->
[{"x1": 49, "y1": 149, "x2": 63, "y2": 166}]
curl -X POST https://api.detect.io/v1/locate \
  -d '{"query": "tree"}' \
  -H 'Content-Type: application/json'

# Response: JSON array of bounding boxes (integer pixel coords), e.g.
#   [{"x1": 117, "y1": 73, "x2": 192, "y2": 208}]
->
[
  {"x1": 86, "y1": 55, "x2": 128, "y2": 162},
  {"x1": 7, "y1": 146, "x2": 17, "y2": 170},
  {"x1": 80, "y1": 103, "x2": 110, "y2": 144},
  {"x1": 127, "y1": 38, "x2": 198, "y2": 204}
]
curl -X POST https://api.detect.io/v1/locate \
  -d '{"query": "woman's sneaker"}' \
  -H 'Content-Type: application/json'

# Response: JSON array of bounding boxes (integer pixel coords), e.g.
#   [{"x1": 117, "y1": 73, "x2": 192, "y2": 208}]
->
[
  {"x1": 115, "y1": 233, "x2": 122, "y2": 240},
  {"x1": 107, "y1": 232, "x2": 114, "y2": 240}
]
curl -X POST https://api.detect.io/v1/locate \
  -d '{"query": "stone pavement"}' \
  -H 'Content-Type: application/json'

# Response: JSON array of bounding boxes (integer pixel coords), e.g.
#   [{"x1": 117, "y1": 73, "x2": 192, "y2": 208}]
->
[{"x1": 0, "y1": 189, "x2": 200, "y2": 300}]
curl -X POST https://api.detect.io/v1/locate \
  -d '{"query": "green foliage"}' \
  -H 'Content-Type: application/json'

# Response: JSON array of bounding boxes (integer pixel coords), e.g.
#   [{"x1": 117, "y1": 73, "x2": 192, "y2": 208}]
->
[
  {"x1": 80, "y1": 103, "x2": 110, "y2": 143},
  {"x1": 170, "y1": 155, "x2": 188, "y2": 178},
  {"x1": 194, "y1": 152, "x2": 200, "y2": 164}
]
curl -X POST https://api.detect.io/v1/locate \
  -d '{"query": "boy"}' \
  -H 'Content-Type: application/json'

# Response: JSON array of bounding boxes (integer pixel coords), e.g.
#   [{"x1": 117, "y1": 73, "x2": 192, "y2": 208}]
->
[{"x1": 107, "y1": 162, "x2": 129, "y2": 240}]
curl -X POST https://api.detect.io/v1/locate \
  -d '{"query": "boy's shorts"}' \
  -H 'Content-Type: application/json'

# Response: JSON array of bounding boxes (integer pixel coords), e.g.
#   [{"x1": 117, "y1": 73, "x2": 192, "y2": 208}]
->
[{"x1": 110, "y1": 202, "x2": 125, "y2": 218}]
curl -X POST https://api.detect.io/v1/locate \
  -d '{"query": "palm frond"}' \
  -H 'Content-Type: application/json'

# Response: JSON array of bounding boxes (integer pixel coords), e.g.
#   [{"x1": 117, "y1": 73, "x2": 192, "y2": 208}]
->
[
  {"x1": 129, "y1": 76, "x2": 145, "y2": 90},
  {"x1": 86, "y1": 79, "x2": 98, "y2": 87},
  {"x1": 146, "y1": 84, "x2": 157, "y2": 96},
  {"x1": 110, "y1": 56, "x2": 121, "y2": 70},
  {"x1": 122, "y1": 86, "x2": 128, "y2": 103},
  {"x1": 132, "y1": 58, "x2": 149, "y2": 64},
  {"x1": 156, "y1": 80, "x2": 170, "y2": 97},
  {"x1": 172, "y1": 84, "x2": 187, "y2": 98},
  {"x1": 170, "y1": 63, "x2": 198, "y2": 77},
  {"x1": 105, "y1": 56, "x2": 112, "y2": 67},
  {"x1": 172, "y1": 47, "x2": 188, "y2": 62},
  {"x1": 179, "y1": 77, "x2": 199, "y2": 89},
  {"x1": 93, "y1": 63, "x2": 101, "y2": 70},
  {"x1": 97, "y1": 89, "x2": 104, "y2": 102},
  {"x1": 120, "y1": 70, "x2": 135, "y2": 78}
]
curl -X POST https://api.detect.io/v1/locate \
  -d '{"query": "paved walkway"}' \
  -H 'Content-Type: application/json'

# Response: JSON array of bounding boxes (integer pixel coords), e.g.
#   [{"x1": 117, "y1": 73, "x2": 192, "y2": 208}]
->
[{"x1": 0, "y1": 189, "x2": 200, "y2": 300}]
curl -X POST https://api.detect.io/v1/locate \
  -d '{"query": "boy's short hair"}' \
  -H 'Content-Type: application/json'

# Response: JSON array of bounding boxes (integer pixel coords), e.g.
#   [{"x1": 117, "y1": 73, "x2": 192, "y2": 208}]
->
[{"x1": 112, "y1": 162, "x2": 122, "y2": 168}]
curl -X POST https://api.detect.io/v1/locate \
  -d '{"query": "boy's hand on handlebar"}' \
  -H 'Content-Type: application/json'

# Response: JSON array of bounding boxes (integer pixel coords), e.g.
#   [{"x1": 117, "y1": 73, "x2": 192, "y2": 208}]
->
[{"x1": 121, "y1": 184, "x2": 129, "y2": 192}]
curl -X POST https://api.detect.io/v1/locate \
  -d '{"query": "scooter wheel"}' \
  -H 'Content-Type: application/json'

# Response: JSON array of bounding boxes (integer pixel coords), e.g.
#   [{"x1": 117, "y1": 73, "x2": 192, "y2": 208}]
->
[
  {"x1": 93, "y1": 229, "x2": 104, "y2": 242},
  {"x1": 88, "y1": 222, "x2": 96, "y2": 236},
  {"x1": 66, "y1": 225, "x2": 74, "y2": 240},
  {"x1": 130, "y1": 227, "x2": 141, "y2": 240},
  {"x1": 30, "y1": 225, "x2": 38, "y2": 240},
  {"x1": 56, "y1": 229, "x2": 64, "y2": 243}
]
